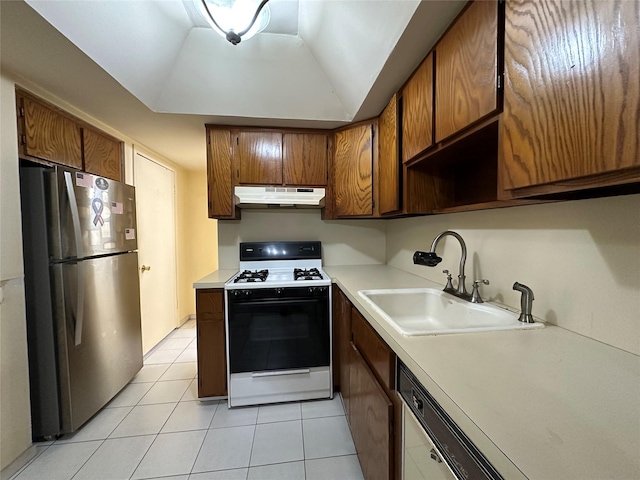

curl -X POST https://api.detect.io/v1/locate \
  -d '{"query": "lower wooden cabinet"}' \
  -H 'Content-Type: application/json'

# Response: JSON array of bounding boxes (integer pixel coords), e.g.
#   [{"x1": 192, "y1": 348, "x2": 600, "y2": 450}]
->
[
  {"x1": 333, "y1": 285, "x2": 353, "y2": 414},
  {"x1": 195, "y1": 288, "x2": 227, "y2": 398},
  {"x1": 349, "y1": 342, "x2": 394, "y2": 480},
  {"x1": 333, "y1": 286, "x2": 397, "y2": 480}
]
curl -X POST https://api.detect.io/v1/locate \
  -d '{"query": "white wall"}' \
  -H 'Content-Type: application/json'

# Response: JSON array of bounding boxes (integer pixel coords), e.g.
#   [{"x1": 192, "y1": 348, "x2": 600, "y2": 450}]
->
[
  {"x1": 386, "y1": 195, "x2": 640, "y2": 355},
  {"x1": 0, "y1": 74, "x2": 32, "y2": 470},
  {"x1": 218, "y1": 209, "x2": 386, "y2": 270}
]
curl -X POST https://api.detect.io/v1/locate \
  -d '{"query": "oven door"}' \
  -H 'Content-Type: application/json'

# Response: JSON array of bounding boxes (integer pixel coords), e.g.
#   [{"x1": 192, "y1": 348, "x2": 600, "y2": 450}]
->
[
  {"x1": 226, "y1": 285, "x2": 332, "y2": 406},
  {"x1": 226, "y1": 286, "x2": 331, "y2": 374}
]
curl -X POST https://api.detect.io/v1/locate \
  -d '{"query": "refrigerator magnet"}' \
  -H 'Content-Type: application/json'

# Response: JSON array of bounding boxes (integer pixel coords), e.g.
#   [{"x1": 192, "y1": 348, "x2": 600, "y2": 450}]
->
[
  {"x1": 75, "y1": 172, "x2": 94, "y2": 188},
  {"x1": 125, "y1": 228, "x2": 136, "y2": 240}
]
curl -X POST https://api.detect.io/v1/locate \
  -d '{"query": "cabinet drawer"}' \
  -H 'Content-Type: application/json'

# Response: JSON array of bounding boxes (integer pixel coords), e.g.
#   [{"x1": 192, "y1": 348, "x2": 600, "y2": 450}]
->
[{"x1": 351, "y1": 307, "x2": 395, "y2": 393}]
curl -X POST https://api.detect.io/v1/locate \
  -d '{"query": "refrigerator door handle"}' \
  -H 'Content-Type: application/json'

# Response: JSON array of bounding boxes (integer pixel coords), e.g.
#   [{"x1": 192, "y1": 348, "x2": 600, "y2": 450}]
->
[
  {"x1": 63, "y1": 171, "x2": 84, "y2": 259},
  {"x1": 74, "y1": 261, "x2": 85, "y2": 346}
]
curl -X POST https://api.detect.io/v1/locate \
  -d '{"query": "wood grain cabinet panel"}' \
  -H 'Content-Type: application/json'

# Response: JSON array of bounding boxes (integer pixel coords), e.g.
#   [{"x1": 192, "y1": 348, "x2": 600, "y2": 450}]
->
[
  {"x1": 207, "y1": 128, "x2": 237, "y2": 218},
  {"x1": 196, "y1": 289, "x2": 227, "y2": 398},
  {"x1": 378, "y1": 95, "x2": 401, "y2": 215},
  {"x1": 351, "y1": 308, "x2": 395, "y2": 394},
  {"x1": 333, "y1": 285, "x2": 353, "y2": 416},
  {"x1": 349, "y1": 342, "x2": 393, "y2": 480},
  {"x1": 21, "y1": 95, "x2": 83, "y2": 169},
  {"x1": 435, "y1": 0, "x2": 499, "y2": 142},
  {"x1": 237, "y1": 131, "x2": 283, "y2": 185},
  {"x1": 402, "y1": 53, "x2": 434, "y2": 163},
  {"x1": 82, "y1": 128, "x2": 122, "y2": 181},
  {"x1": 333, "y1": 123, "x2": 374, "y2": 217},
  {"x1": 283, "y1": 133, "x2": 328, "y2": 186},
  {"x1": 501, "y1": 0, "x2": 640, "y2": 190}
]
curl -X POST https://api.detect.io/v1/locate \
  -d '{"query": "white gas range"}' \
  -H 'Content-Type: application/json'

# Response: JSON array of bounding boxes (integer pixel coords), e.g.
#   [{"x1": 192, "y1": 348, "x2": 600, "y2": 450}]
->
[{"x1": 224, "y1": 241, "x2": 333, "y2": 407}]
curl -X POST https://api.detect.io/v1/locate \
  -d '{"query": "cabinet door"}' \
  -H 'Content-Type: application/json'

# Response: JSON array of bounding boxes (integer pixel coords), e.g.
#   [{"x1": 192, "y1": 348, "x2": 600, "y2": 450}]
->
[
  {"x1": 333, "y1": 124, "x2": 374, "y2": 217},
  {"x1": 83, "y1": 128, "x2": 123, "y2": 181},
  {"x1": 283, "y1": 133, "x2": 328, "y2": 186},
  {"x1": 21, "y1": 95, "x2": 83, "y2": 169},
  {"x1": 501, "y1": 0, "x2": 640, "y2": 190},
  {"x1": 237, "y1": 131, "x2": 282, "y2": 185},
  {"x1": 351, "y1": 308, "x2": 395, "y2": 393},
  {"x1": 402, "y1": 53, "x2": 434, "y2": 163},
  {"x1": 333, "y1": 286, "x2": 353, "y2": 415},
  {"x1": 435, "y1": 0, "x2": 499, "y2": 142},
  {"x1": 196, "y1": 289, "x2": 227, "y2": 398},
  {"x1": 378, "y1": 95, "x2": 401, "y2": 215},
  {"x1": 349, "y1": 342, "x2": 393, "y2": 480},
  {"x1": 207, "y1": 128, "x2": 237, "y2": 219}
]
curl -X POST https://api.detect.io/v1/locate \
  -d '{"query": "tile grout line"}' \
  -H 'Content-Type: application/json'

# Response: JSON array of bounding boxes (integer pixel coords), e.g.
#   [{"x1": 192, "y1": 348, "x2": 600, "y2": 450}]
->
[
  {"x1": 301, "y1": 413, "x2": 308, "y2": 480},
  {"x1": 187, "y1": 400, "x2": 221, "y2": 477},
  {"x1": 128, "y1": 340, "x2": 190, "y2": 480}
]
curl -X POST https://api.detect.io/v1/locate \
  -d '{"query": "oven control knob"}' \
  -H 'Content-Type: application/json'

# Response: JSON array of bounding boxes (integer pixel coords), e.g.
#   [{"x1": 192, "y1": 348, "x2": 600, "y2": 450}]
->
[
  {"x1": 242, "y1": 290, "x2": 252, "y2": 297},
  {"x1": 309, "y1": 287, "x2": 315, "y2": 294},
  {"x1": 275, "y1": 288, "x2": 283, "y2": 295}
]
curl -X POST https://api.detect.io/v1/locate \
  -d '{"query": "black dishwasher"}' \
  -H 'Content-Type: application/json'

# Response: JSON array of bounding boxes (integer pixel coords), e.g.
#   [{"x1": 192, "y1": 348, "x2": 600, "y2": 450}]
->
[{"x1": 398, "y1": 361, "x2": 504, "y2": 480}]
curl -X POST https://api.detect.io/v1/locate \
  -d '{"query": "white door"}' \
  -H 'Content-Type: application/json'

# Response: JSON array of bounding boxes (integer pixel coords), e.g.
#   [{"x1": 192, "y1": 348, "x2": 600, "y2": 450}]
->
[{"x1": 134, "y1": 152, "x2": 178, "y2": 354}]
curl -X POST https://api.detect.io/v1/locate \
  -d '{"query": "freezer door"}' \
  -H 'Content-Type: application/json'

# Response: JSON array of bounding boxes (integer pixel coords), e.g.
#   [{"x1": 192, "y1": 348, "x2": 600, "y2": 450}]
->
[
  {"x1": 49, "y1": 166, "x2": 137, "y2": 259},
  {"x1": 53, "y1": 252, "x2": 143, "y2": 433}
]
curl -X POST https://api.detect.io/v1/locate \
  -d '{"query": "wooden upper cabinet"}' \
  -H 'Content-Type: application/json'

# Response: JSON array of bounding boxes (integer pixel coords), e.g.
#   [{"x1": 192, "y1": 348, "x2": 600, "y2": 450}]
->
[
  {"x1": 282, "y1": 133, "x2": 328, "y2": 186},
  {"x1": 378, "y1": 95, "x2": 400, "y2": 215},
  {"x1": 82, "y1": 128, "x2": 123, "y2": 181},
  {"x1": 501, "y1": 0, "x2": 640, "y2": 191},
  {"x1": 20, "y1": 94, "x2": 83, "y2": 169},
  {"x1": 237, "y1": 131, "x2": 282, "y2": 185},
  {"x1": 207, "y1": 128, "x2": 237, "y2": 219},
  {"x1": 402, "y1": 53, "x2": 434, "y2": 163},
  {"x1": 333, "y1": 123, "x2": 374, "y2": 217},
  {"x1": 435, "y1": 0, "x2": 499, "y2": 143}
]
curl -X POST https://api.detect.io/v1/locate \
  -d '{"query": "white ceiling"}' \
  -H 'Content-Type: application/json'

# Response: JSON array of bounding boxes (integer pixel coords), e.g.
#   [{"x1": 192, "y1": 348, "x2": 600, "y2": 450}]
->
[{"x1": 0, "y1": 0, "x2": 466, "y2": 171}]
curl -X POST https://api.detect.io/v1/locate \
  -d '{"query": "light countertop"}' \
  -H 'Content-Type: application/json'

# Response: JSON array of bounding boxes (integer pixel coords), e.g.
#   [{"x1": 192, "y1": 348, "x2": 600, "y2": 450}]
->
[
  {"x1": 192, "y1": 269, "x2": 237, "y2": 289},
  {"x1": 325, "y1": 265, "x2": 640, "y2": 480},
  {"x1": 194, "y1": 265, "x2": 640, "y2": 479}
]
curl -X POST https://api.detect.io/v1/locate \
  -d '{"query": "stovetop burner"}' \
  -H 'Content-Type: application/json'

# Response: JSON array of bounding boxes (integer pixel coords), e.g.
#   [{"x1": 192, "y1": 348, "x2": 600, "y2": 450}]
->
[
  {"x1": 234, "y1": 269, "x2": 269, "y2": 283},
  {"x1": 226, "y1": 241, "x2": 330, "y2": 290},
  {"x1": 294, "y1": 268, "x2": 323, "y2": 281}
]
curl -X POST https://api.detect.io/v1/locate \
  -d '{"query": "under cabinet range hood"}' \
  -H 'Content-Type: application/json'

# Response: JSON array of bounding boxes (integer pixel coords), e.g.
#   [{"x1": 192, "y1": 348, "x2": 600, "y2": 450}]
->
[{"x1": 234, "y1": 186, "x2": 325, "y2": 208}]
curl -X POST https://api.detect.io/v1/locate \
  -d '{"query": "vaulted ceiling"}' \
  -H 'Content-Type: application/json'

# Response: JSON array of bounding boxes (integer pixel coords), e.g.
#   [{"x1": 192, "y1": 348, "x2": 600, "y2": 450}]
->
[{"x1": 1, "y1": 0, "x2": 466, "y2": 170}]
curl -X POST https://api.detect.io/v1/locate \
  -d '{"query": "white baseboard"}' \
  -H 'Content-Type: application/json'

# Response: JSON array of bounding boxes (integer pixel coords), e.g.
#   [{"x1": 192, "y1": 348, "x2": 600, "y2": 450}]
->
[
  {"x1": 179, "y1": 314, "x2": 196, "y2": 326},
  {"x1": 1, "y1": 444, "x2": 40, "y2": 480}
]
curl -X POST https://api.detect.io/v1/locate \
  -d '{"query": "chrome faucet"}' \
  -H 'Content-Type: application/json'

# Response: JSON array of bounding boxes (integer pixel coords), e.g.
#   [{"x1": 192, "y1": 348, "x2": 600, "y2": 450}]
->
[
  {"x1": 413, "y1": 230, "x2": 469, "y2": 299},
  {"x1": 513, "y1": 282, "x2": 535, "y2": 323}
]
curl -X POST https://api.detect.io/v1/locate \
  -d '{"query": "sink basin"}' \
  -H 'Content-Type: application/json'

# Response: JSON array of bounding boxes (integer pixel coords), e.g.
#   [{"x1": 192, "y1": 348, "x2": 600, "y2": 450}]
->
[{"x1": 358, "y1": 288, "x2": 544, "y2": 336}]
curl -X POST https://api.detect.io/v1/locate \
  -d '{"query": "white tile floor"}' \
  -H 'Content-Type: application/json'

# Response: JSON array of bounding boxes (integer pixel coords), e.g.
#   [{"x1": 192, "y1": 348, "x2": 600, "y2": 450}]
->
[{"x1": 8, "y1": 320, "x2": 364, "y2": 480}]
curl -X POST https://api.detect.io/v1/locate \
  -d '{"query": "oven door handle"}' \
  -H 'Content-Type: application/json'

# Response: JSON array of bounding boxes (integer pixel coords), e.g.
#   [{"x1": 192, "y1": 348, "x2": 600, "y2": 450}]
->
[{"x1": 252, "y1": 369, "x2": 311, "y2": 378}]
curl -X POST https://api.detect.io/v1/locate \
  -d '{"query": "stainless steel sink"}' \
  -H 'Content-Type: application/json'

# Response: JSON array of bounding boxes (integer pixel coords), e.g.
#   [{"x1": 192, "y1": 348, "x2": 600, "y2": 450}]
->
[{"x1": 358, "y1": 288, "x2": 544, "y2": 336}]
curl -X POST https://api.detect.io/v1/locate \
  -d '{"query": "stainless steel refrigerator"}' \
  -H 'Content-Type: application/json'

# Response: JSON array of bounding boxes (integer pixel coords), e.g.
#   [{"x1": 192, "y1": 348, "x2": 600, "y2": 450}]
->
[{"x1": 20, "y1": 163, "x2": 143, "y2": 439}]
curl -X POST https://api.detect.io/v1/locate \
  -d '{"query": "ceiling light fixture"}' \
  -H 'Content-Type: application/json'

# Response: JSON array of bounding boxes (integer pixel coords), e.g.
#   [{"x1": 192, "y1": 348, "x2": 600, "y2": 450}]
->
[{"x1": 194, "y1": 0, "x2": 271, "y2": 45}]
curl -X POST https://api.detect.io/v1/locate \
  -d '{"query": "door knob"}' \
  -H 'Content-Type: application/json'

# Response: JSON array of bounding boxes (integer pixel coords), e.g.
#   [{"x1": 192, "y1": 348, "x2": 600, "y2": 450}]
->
[{"x1": 141, "y1": 265, "x2": 151, "y2": 272}]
